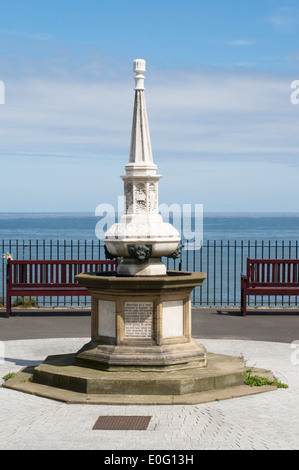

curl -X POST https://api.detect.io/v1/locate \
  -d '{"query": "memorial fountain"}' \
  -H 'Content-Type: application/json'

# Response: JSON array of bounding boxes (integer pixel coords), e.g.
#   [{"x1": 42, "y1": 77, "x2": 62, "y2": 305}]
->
[
  {"x1": 4, "y1": 59, "x2": 258, "y2": 405},
  {"x1": 73, "y1": 58, "x2": 208, "y2": 373}
]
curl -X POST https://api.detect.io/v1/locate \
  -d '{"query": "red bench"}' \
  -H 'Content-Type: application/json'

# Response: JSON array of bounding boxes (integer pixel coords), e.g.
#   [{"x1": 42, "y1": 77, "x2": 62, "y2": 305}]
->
[
  {"x1": 6, "y1": 259, "x2": 117, "y2": 318},
  {"x1": 241, "y1": 258, "x2": 299, "y2": 316}
]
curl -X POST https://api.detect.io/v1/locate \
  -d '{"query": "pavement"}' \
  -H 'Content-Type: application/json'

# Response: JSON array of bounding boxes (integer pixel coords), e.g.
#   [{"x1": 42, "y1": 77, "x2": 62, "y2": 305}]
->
[{"x1": 1, "y1": 307, "x2": 299, "y2": 450}]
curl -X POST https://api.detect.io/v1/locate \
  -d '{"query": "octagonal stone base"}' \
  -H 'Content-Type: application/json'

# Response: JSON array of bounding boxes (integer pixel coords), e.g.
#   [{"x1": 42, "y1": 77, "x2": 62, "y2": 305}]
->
[
  {"x1": 3, "y1": 351, "x2": 268, "y2": 405},
  {"x1": 75, "y1": 339, "x2": 207, "y2": 371}
]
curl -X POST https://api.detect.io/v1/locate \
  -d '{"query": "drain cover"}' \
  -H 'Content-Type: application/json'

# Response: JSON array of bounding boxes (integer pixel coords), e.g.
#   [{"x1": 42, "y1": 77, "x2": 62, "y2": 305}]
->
[{"x1": 93, "y1": 415, "x2": 151, "y2": 430}]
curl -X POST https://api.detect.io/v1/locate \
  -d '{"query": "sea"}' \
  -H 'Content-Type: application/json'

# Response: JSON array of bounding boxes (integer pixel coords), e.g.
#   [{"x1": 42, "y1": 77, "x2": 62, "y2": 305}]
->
[{"x1": 0, "y1": 212, "x2": 298, "y2": 244}]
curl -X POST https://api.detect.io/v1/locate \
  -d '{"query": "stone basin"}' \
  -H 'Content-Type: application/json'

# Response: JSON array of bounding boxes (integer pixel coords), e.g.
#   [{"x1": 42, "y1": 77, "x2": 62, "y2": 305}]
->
[{"x1": 74, "y1": 270, "x2": 207, "y2": 370}]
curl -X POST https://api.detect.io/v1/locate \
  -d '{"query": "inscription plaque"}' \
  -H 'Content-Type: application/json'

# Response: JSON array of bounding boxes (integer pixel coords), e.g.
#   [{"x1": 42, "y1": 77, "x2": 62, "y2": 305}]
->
[{"x1": 124, "y1": 302, "x2": 153, "y2": 338}]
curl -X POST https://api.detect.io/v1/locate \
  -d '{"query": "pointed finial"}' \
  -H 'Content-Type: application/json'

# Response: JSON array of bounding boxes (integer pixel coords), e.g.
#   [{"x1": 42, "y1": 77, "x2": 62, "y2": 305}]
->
[{"x1": 133, "y1": 58, "x2": 146, "y2": 90}]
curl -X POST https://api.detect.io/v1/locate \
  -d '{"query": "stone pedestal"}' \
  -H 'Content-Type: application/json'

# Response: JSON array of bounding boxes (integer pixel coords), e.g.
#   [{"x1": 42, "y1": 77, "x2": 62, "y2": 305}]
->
[
  {"x1": 74, "y1": 271, "x2": 207, "y2": 370},
  {"x1": 116, "y1": 257, "x2": 167, "y2": 277}
]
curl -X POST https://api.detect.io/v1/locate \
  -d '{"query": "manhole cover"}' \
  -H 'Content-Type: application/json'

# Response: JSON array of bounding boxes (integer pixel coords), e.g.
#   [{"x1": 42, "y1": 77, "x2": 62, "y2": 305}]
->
[{"x1": 93, "y1": 415, "x2": 151, "y2": 430}]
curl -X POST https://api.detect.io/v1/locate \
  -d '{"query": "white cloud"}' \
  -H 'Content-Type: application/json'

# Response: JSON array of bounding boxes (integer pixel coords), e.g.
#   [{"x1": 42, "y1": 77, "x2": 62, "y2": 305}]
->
[
  {"x1": 0, "y1": 29, "x2": 54, "y2": 41},
  {"x1": 0, "y1": 67, "x2": 298, "y2": 161},
  {"x1": 1, "y1": 61, "x2": 299, "y2": 211},
  {"x1": 267, "y1": 7, "x2": 299, "y2": 32},
  {"x1": 227, "y1": 39, "x2": 255, "y2": 46}
]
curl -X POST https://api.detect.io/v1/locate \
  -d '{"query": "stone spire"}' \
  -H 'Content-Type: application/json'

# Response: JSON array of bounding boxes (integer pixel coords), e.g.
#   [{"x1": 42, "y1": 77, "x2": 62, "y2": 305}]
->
[{"x1": 125, "y1": 59, "x2": 157, "y2": 176}]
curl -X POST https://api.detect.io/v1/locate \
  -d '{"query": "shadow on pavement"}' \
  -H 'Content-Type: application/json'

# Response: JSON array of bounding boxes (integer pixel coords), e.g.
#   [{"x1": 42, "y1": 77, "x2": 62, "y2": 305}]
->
[
  {"x1": 215, "y1": 309, "x2": 299, "y2": 317},
  {"x1": 0, "y1": 308, "x2": 90, "y2": 318}
]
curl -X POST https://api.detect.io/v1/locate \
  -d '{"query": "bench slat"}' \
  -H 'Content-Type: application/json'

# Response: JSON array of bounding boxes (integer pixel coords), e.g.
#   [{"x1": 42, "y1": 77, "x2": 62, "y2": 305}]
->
[
  {"x1": 246, "y1": 287, "x2": 299, "y2": 296},
  {"x1": 248, "y1": 282, "x2": 299, "y2": 288}
]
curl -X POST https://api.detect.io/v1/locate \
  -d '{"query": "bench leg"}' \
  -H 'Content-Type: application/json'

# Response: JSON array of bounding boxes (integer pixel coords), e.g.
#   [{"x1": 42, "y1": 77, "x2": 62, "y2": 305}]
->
[
  {"x1": 241, "y1": 278, "x2": 247, "y2": 317},
  {"x1": 6, "y1": 295, "x2": 11, "y2": 318},
  {"x1": 241, "y1": 289, "x2": 247, "y2": 317},
  {"x1": 242, "y1": 299, "x2": 247, "y2": 317},
  {"x1": 241, "y1": 286, "x2": 243, "y2": 312}
]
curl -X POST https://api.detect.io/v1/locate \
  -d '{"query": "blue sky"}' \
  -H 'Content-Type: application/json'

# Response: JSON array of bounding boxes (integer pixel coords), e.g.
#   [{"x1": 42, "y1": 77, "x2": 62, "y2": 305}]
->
[{"x1": 0, "y1": 0, "x2": 299, "y2": 212}]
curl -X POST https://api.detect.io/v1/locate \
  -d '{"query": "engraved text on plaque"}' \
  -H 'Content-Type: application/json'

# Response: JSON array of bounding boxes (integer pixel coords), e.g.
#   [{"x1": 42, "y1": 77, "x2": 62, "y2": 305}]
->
[{"x1": 124, "y1": 302, "x2": 153, "y2": 338}]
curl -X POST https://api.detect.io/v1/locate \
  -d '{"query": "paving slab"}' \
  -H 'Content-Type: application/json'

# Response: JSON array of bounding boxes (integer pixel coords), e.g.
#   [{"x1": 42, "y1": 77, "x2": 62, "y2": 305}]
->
[{"x1": 0, "y1": 337, "x2": 298, "y2": 450}]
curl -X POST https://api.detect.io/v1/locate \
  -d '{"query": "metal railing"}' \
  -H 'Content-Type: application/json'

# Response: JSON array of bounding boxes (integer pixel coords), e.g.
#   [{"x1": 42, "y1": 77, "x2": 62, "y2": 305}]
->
[{"x1": 1, "y1": 239, "x2": 299, "y2": 308}]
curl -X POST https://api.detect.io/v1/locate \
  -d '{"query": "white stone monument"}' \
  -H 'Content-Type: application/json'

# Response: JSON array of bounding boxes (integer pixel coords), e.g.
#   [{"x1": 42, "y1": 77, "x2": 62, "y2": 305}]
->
[{"x1": 104, "y1": 59, "x2": 180, "y2": 276}]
